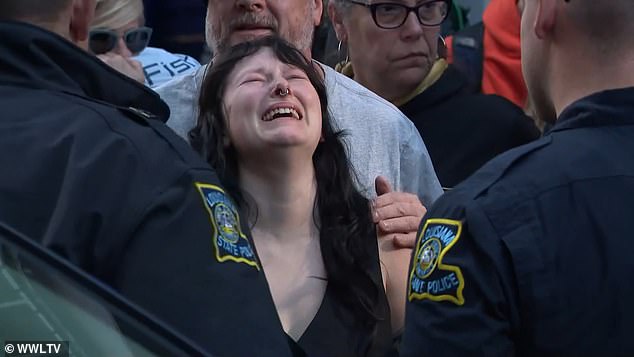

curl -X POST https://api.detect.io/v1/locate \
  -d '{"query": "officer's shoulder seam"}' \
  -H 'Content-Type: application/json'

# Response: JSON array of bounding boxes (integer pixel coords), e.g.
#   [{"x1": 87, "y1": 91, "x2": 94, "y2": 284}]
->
[
  {"x1": 49, "y1": 91, "x2": 152, "y2": 156},
  {"x1": 50, "y1": 91, "x2": 205, "y2": 169},
  {"x1": 469, "y1": 136, "x2": 553, "y2": 199},
  {"x1": 65, "y1": 98, "x2": 216, "y2": 238},
  {"x1": 469, "y1": 165, "x2": 630, "y2": 238},
  {"x1": 42, "y1": 92, "x2": 178, "y2": 242},
  {"x1": 49, "y1": 92, "x2": 212, "y2": 195},
  {"x1": 533, "y1": 174, "x2": 634, "y2": 200},
  {"x1": 70, "y1": 97, "x2": 216, "y2": 189}
]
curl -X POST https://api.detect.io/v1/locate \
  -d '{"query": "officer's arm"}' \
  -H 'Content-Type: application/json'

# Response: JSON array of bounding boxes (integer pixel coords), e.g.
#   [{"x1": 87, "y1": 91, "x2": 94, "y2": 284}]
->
[
  {"x1": 113, "y1": 169, "x2": 294, "y2": 357},
  {"x1": 399, "y1": 199, "x2": 517, "y2": 356}
]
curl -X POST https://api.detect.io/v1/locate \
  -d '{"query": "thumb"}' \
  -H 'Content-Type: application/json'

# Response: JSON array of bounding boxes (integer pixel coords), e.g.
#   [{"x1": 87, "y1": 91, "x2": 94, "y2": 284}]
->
[{"x1": 375, "y1": 175, "x2": 393, "y2": 196}]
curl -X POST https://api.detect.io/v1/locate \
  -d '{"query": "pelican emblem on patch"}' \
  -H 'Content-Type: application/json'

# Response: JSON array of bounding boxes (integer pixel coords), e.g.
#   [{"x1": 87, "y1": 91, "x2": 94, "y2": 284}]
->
[
  {"x1": 408, "y1": 219, "x2": 464, "y2": 305},
  {"x1": 195, "y1": 183, "x2": 259, "y2": 269}
]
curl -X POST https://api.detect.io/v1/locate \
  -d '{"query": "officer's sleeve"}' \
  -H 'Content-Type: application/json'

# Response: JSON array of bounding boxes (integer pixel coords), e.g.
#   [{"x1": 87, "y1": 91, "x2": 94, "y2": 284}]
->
[{"x1": 400, "y1": 195, "x2": 518, "y2": 356}]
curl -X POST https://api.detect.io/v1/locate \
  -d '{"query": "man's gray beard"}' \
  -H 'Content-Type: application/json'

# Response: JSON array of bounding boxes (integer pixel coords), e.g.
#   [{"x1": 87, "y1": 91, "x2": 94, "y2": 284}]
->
[{"x1": 205, "y1": 6, "x2": 315, "y2": 58}]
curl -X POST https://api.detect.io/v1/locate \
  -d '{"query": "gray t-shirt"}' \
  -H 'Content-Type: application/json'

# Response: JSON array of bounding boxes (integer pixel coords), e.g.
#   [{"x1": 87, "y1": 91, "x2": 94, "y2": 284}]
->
[{"x1": 156, "y1": 63, "x2": 442, "y2": 204}]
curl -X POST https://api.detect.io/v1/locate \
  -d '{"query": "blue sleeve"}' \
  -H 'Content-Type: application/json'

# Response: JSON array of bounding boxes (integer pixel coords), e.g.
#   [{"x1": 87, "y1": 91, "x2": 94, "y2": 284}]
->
[{"x1": 400, "y1": 196, "x2": 518, "y2": 356}]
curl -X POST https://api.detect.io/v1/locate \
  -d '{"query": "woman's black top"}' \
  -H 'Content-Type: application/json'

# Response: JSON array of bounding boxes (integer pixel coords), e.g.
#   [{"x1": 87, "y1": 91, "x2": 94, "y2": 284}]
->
[{"x1": 287, "y1": 241, "x2": 393, "y2": 357}]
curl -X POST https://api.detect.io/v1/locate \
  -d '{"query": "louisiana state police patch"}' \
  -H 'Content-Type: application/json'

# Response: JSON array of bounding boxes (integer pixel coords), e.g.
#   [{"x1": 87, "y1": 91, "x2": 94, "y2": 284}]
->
[
  {"x1": 195, "y1": 183, "x2": 259, "y2": 270},
  {"x1": 408, "y1": 218, "x2": 464, "y2": 305}
]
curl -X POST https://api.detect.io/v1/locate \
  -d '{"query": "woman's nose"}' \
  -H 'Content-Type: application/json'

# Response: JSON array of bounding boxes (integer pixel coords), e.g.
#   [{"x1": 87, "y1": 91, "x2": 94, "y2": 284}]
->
[
  {"x1": 271, "y1": 77, "x2": 291, "y2": 96},
  {"x1": 400, "y1": 11, "x2": 424, "y2": 39},
  {"x1": 113, "y1": 36, "x2": 133, "y2": 57}
]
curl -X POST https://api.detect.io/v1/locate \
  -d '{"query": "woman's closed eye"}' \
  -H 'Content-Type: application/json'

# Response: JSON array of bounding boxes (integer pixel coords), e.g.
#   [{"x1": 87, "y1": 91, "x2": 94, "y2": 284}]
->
[
  {"x1": 286, "y1": 71, "x2": 309, "y2": 82},
  {"x1": 240, "y1": 75, "x2": 267, "y2": 85},
  {"x1": 289, "y1": 75, "x2": 309, "y2": 82}
]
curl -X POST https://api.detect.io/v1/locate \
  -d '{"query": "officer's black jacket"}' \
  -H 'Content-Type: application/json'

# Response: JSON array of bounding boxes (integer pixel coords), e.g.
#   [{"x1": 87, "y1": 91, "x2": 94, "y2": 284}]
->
[
  {"x1": 0, "y1": 21, "x2": 292, "y2": 357},
  {"x1": 400, "y1": 66, "x2": 540, "y2": 189},
  {"x1": 401, "y1": 88, "x2": 634, "y2": 356}
]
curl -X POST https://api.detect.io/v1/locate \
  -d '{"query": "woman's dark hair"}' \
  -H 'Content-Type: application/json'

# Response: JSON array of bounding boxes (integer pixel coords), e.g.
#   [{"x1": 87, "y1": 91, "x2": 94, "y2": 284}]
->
[{"x1": 190, "y1": 36, "x2": 384, "y2": 348}]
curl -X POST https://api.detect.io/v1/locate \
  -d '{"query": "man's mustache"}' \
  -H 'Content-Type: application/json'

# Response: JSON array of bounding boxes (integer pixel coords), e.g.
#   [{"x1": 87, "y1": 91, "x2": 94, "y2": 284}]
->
[{"x1": 229, "y1": 13, "x2": 279, "y2": 32}]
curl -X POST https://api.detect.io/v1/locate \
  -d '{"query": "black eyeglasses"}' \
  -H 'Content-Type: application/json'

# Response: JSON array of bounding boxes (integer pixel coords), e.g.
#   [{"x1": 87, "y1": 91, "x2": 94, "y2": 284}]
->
[
  {"x1": 348, "y1": 0, "x2": 451, "y2": 29},
  {"x1": 88, "y1": 27, "x2": 153, "y2": 55}
]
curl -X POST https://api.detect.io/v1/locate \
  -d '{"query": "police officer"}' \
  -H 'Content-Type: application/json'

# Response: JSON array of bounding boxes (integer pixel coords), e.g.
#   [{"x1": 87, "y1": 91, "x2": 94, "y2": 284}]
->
[
  {"x1": 400, "y1": 0, "x2": 634, "y2": 355},
  {"x1": 0, "y1": 1, "x2": 291, "y2": 356}
]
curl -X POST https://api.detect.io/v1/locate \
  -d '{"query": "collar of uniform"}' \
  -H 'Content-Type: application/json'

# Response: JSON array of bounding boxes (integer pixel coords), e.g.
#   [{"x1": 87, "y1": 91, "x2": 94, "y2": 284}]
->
[
  {"x1": 551, "y1": 87, "x2": 634, "y2": 133},
  {"x1": 0, "y1": 21, "x2": 169, "y2": 122}
]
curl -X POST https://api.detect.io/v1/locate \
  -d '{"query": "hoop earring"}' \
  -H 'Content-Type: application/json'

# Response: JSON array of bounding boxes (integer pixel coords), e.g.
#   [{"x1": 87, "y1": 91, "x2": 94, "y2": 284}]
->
[
  {"x1": 437, "y1": 34, "x2": 447, "y2": 59},
  {"x1": 438, "y1": 35, "x2": 446, "y2": 48},
  {"x1": 337, "y1": 40, "x2": 349, "y2": 63}
]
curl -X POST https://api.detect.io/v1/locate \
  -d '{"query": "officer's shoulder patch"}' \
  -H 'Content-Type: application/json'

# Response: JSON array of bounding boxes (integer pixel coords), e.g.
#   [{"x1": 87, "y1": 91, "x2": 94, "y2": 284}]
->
[
  {"x1": 195, "y1": 183, "x2": 259, "y2": 270},
  {"x1": 408, "y1": 218, "x2": 464, "y2": 305}
]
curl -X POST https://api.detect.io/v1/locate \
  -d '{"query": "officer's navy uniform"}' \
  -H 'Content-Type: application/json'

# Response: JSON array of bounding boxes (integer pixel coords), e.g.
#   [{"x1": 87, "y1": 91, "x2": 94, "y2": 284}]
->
[
  {"x1": 401, "y1": 88, "x2": 634, "y2": 356},
  {"x1": 0, "y1": 21, "x2": 292, "y2": 357}
]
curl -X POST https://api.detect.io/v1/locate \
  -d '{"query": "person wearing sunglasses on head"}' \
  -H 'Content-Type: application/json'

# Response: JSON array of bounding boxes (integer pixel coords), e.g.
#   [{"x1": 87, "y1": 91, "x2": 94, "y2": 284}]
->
[
  {"x1": 87, "y1": 0, "x2": 201, "y2": 87},
  {"x1": 328, "y1": 0, "x2": 539, "y2": 192}
]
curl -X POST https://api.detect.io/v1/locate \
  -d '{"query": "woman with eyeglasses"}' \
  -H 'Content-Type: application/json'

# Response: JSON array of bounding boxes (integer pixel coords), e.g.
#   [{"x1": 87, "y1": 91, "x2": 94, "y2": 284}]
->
[
  {"x1": 87, "y1": 0, "x2": 201, "y2": 87},
  {"x1": 328, "y1": 0, "x2": 540, "y2": 190}
]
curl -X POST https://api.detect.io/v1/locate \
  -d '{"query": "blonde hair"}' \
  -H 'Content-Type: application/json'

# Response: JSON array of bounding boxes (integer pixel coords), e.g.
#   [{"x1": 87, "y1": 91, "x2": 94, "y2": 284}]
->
[{"x1": 92, "y1": 0, "x2": 144, "y2": 29}]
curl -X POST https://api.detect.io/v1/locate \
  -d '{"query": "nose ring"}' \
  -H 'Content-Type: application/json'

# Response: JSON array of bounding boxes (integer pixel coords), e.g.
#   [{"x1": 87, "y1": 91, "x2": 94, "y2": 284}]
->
[{"x1": 278, "y1": 87, "x2": 290, "y2": 97}]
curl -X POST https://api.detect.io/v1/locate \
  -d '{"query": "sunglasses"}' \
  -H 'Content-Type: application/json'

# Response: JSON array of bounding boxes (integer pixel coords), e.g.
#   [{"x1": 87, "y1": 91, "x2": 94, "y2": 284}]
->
[{"x1": 88, "y1": 27, "x2": 153, "y2": 55}]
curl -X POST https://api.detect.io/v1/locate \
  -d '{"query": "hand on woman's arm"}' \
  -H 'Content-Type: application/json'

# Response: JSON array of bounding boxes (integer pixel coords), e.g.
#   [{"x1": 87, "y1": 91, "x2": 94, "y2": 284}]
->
[{"x1": 372, "y1": 175, "x2": 427, "y2": 248}]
